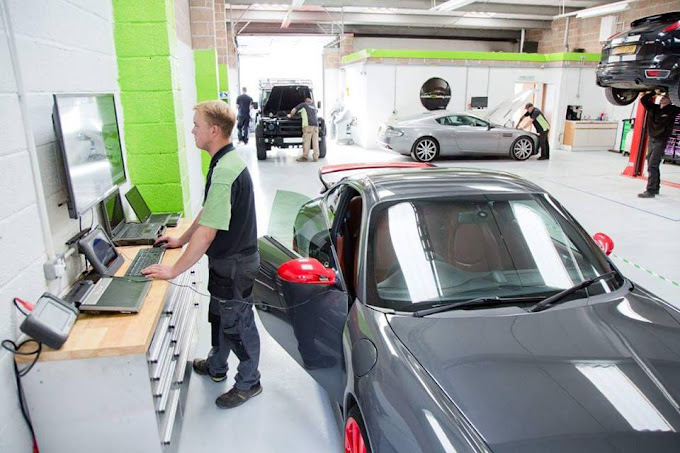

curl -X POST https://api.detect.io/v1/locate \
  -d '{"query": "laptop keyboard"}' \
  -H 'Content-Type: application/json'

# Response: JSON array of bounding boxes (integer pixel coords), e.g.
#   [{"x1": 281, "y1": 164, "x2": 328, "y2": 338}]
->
[
  {"x1": 125, "y1": 247, "x2": 165, "y2": 277},
  {"x1": 149, "y1": 213, "x2": 169, "y2": 224},
  {"x1": 121, "y1": 223, "x2": 154, "y2": 238}
]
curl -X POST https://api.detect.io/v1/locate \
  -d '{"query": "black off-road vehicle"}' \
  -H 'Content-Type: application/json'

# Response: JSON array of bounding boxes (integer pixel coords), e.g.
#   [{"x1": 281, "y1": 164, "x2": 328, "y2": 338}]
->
[
  {"x1": 255, "y1": 79, "x2": 327, "y2": 160},
  {"x1": 597, "y1": 12, "x2": 680, "y2": 106}
]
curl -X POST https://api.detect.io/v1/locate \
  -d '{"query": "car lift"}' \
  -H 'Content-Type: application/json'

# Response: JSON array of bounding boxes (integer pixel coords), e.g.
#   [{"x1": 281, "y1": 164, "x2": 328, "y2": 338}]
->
[{"x1": 622, "y1": 98, "x2": 680, "y2": 189}]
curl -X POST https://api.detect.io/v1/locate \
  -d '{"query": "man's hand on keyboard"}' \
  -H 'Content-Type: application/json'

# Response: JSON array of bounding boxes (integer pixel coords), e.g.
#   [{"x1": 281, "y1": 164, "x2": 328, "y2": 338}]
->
[
  {"x1": 142, "y1": 264, "x2": 178, "y2": 280},
  {"x1": 155, "y1": 235, "x2": 183, "y2": 249}
]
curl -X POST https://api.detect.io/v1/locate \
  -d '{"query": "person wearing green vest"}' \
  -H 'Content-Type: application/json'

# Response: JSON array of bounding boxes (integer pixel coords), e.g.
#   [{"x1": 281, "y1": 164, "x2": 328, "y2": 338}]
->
[
  {"x1": 288, "y1": 96, "x2": 320, "y2": 162},
  {"x1": 519, "y1": 103, "x2": 550, "y2": 160}
]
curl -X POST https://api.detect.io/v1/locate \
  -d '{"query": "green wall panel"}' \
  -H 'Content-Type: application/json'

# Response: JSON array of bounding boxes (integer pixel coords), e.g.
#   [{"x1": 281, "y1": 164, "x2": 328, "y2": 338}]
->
[
  {"x1": 193, "y1": 49, "x2": 220, "y2": 176},
  {"x1": 114, "y1": 0, "x2": 190, "y2": 214},
  {"x1": 342, "y1": 49, "x2": 601, "y2": 64},
  {"x1": 218, "y1": 63, "x2": 229, "y2": 92}
]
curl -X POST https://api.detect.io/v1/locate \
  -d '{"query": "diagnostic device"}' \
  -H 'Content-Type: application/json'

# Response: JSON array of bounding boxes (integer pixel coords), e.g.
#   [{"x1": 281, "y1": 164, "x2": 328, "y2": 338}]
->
[
  {"x1": 78, "y1": 226, "x2": 124, "y2": 275},
  {"x1": 20, "y1": 293, "x2": 79, "y2": 349}
]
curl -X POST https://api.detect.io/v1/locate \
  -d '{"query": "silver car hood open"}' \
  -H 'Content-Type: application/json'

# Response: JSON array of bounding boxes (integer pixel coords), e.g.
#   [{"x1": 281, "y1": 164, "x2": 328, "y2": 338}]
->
[
  {"x1": 388, "y1": 290, "x2": 680, "y2": 452},
  {"x1": 482, "y1": 89, "x2": 535, "y2": 127}
]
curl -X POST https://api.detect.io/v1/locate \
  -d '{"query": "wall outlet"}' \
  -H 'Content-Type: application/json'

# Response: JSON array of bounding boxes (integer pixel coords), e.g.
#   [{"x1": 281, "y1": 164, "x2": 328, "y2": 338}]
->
[{"x1": 43, "y1": 258, "x2": 66, "y2": 280}]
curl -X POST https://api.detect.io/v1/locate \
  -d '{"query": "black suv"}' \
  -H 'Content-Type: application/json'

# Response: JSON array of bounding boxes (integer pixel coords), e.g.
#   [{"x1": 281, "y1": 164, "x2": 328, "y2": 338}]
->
[
  {"x1": 255, "y1": 80, "x2": 327, "y2": 160},
  {"x1": 597, "y1": 11, "x2": 680, "y2": 106}
]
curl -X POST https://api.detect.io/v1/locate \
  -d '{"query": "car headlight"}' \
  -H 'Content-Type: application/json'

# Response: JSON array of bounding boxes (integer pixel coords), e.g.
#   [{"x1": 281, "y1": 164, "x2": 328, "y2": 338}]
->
[
  {"x1": 267, "y1": 123, "x2": 276, "y2": 131},
  {"x1": 385, "y1": 126, "x2": 404, "y2": 137}
]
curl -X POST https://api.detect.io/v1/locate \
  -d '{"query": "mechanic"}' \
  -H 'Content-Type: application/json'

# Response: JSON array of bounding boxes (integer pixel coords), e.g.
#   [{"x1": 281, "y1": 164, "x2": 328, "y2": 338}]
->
[
  {"x1": 142, "y1": 100, "x2": 262, "y2": 409},
  {"x1": 288, "y1": 95, "x2": 320, "y2": 162},
  {"x1": 517, "y1": 103, "x2": 550, "y2": 160},
  {"x1": 236, "y1": 87, "x2": 253, "y2": 145},
  {"x1": 638, "y1": 92, "x2": 680, "y2": 199}
]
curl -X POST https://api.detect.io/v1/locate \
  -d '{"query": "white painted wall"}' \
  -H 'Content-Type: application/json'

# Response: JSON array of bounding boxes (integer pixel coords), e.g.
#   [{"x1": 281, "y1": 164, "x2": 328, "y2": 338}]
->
[
  {"x1": 354, "y1": 37, "x2": 517, "y2": 53},
  {"x1": 344, "y1": 61, "x2": 625, "y2": 151},
  {"x1": 0, "y1": 0, "x2": 119, "y2": 450},
  {"x1": 177, "y1": 40, "x2": 203, "y2": 216}
]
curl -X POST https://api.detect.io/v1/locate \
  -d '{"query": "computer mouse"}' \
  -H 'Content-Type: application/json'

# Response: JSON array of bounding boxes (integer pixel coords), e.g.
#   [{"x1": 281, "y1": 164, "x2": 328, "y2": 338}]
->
[{"x1": 153, "y1": 240, "x2": 168, "y2": 248}]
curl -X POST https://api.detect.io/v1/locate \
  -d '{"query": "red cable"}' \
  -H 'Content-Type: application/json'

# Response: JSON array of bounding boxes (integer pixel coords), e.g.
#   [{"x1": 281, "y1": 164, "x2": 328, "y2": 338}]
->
[{"x1": 15, "y1": 298, "x2": 34, "y2": 311}]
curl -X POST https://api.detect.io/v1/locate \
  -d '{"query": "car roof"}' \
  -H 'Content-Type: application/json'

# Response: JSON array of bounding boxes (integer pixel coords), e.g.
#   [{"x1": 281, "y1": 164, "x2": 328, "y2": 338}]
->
[{"x1": 344, "y1": 168, "x2": 546, "y2": 204}]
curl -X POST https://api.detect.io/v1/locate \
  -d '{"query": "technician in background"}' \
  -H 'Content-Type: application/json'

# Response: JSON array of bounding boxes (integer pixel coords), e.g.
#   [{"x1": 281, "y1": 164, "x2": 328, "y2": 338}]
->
[
  {"x1": 288, "y1": 96, "x2": 320, "y2": 162},
  {"x1": 518, "y1": 103, "x2": 550, "y2": 160},
  {"x1": 142, "y1": 100, "x2": 262, "y2": 409},
  {"x1": 236, "y1": 87, "x2": 253, "y2": 145},
  {"x1": 638, "y1": 92, "x2": 680, "y2": 199}
]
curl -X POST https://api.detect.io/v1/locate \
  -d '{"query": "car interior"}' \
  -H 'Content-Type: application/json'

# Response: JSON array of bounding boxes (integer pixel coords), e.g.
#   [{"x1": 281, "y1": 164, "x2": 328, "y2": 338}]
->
[{"x1": 333, "y1": 189, "x2": 363, "y2": 298}]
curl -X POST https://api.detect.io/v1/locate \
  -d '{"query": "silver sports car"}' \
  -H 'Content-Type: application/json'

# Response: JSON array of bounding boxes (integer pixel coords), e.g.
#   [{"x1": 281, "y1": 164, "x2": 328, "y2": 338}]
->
[{"x1": 378, "y1": 110, "x2": 539, "y2": 162}]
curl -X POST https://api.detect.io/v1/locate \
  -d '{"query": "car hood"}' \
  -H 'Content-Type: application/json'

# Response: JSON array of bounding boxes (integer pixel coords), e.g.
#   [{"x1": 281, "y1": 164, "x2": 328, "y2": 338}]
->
[
  {"x1": 387, "y1": 290, "x2": 680, "y2": 452},
  {"x1": 482, "y1": 89, "x2": 535, "y2": 128}
]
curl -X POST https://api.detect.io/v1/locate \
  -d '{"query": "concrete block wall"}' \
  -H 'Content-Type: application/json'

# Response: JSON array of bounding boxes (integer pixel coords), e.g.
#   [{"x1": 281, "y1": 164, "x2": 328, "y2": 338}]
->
[
  {"x1": 527, "y1": 0, "x2": 680, "y2": 54},
  {"x1": 113, "y1": 0, "x2": 191, "y2": 214},
  {"x1": 0, "y1": 0, "x2": 120, "y2": 450}
]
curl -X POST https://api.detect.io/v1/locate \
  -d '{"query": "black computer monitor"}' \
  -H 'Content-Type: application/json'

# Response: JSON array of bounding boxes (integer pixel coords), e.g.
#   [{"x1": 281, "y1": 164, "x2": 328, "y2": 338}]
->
[
  {"x1": 471, "y1": 97, "x2": 488, "y2": 109},
  {"x1": 53, "y1": 94, "x2": 126, "y2": 219}
]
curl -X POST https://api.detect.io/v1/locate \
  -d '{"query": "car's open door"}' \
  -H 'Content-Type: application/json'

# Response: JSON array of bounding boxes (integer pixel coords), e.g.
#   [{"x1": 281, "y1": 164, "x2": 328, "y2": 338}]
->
[{"x1": 254, "y1": 190, "x2": 348, "y2": 404}]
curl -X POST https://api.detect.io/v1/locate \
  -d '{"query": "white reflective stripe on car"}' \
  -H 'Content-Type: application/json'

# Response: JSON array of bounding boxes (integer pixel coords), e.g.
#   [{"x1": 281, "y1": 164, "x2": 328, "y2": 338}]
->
[
  {"x1": 608, "y1": 56, "x2": 621, "y2": 63},
  {"x1": 283, "y1": 137, "x2": 303, "y2": 143},
  {"x1": 621, "y1": 55, "x2": 637, "y2": 62},
  {"x1": 625, "y1": 35, "x2": 641, "y2": 42}
]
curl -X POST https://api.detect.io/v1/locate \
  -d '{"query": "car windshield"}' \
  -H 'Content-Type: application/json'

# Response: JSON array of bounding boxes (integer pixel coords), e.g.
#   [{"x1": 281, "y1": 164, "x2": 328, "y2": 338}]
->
[{"x1": 366, "y1": 194, "x2": 621, "y2": 311}]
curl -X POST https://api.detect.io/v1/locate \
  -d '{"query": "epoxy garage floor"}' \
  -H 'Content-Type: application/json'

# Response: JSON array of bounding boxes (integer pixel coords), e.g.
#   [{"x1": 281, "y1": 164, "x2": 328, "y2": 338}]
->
[{"x1": 178, "y1": 142, "x2": 680, "y2": 452}]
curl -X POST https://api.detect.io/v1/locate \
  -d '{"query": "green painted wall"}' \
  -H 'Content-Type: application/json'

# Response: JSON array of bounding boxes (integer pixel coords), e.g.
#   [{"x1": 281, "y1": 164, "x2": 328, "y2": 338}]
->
[
  {"x1": 342, "y1": 49, "x2": 602, "y2": 64},
  {"x1": 218, "y1": 63, "x2": 229, "y2": 93},
  {"x1": 113, "y1": 0, "x2": 189, "y2": 214},
  {"x1": 194, "y1": 49, "x2": 220, "y2": 175}
]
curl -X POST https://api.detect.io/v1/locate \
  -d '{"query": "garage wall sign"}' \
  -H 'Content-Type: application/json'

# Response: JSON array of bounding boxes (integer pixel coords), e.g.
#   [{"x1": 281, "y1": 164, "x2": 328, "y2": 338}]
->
[{"x1": 420, "y1": 77, "x2": 451, "y2": 111}]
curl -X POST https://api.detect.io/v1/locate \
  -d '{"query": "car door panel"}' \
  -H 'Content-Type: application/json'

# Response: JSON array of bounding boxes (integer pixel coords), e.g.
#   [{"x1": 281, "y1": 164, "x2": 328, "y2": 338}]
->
[{"x1": 254, "y1": 189, "x2": 348, "y2": 404}]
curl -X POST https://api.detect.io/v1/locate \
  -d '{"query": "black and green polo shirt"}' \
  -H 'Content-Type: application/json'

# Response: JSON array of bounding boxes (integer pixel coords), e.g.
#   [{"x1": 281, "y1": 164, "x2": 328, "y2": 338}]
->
[{"x1": 201, "y1": 144, "x2": 257, "y2": 258}]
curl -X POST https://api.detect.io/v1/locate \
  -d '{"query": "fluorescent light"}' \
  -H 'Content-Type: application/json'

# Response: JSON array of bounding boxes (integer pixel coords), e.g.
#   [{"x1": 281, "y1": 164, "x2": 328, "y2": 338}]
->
[
  {"x1": 576, "y1": 0, "x2": 633, "y2": 19},
  {"x1": 432, "y1": 0, "x2": 476, "y2": 12},
  {"x1": 291, "y1": 0, "x2": 305, "y2": 7}
]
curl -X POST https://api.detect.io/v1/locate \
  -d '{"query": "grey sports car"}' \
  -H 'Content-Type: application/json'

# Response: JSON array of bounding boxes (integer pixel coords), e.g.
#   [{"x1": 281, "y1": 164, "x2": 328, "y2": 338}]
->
[
  {"x1": 254, "y1": 162, "x2": 680, "y2": 453},
  {"x1": 378, "y1": 111, "x2": 539, "y2": 162}
]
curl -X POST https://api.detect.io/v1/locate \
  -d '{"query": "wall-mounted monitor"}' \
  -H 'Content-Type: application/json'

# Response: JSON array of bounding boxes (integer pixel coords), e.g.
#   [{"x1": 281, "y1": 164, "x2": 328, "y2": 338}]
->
[
  {"x1": 471, "y1": 97, "x2": 488, "y2": 109},
  {"x1": 52, "y1": 94, "x2": 126, "y2": 219}
]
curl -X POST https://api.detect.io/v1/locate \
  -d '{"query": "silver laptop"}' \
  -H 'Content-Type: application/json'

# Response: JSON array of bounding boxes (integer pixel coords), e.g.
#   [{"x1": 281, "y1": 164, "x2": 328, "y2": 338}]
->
[
  {"x1": 125, "y1": 186, "x2": 181, "y2": 227},
  {"x1": 101, "y1": 189, "x2": 165, "y2": 246}
]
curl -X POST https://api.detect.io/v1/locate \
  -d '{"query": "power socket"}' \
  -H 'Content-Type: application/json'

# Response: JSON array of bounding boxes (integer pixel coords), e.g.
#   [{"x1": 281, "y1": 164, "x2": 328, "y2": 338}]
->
[{"x1": 43, "y1": 258, "x2": 66, "y2": 280}]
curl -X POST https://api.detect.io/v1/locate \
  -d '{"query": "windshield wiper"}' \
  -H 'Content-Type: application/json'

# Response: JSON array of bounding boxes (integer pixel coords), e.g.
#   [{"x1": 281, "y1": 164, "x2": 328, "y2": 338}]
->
[
  {"x1": 530, "y1": 271, "x2": 617, "y2": 313},
  {"x1": 413, "y1": 295, "x2": 545, "y2": 317}
]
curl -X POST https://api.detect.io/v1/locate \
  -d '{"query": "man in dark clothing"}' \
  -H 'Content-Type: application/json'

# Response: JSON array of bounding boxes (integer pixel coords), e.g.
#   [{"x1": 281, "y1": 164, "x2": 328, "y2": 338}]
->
[
  {"x1": 142, "y1": 100, "x2": 262, "y2": 409},
  {"x1": 288, "y1": 96, "x2": 320, "y2": 162},
  {"x1": 638, "y1": 92, "x2": 680, "y2": 198},
  {"x1": 518, "y1": 103, "x2": 551, "y2": 160},
  {"x1": 236, "y1": 87, "x2": 253, "y2": 144}
]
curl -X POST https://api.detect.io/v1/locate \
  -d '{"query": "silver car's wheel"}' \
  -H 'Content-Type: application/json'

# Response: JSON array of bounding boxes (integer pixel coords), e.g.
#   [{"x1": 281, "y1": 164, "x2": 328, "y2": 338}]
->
[
  {"x1": 411, "y1": 137, "x2": 439, "y2": 162},
  {"x1": 510, "y1": 137, "x2": 534, "y2": 161}
]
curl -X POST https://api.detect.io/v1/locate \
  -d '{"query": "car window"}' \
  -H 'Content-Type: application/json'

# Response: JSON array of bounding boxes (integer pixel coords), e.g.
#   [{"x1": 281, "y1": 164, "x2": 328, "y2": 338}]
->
[
  {"x1": 467, "y1": 116, "x2": 489, "y2": 127},
  {"x1": 323, "y1": 185, "x2": 344, "y2": 225},
  {"x1": 435, "y1": 116, "x2": 450, "y2": 125},
  {"x1": 267, "y1": 190, "x2": 312, "y2": 250},
  {"x1": 437, "y1": 116, "x2": 465, "y2": 126},
  {"x1": 366, "y1": 195, "x2": 619, "y2": 311},
  {"x1": 292, "y1": 201, "x2": 335, "y2": 268}
]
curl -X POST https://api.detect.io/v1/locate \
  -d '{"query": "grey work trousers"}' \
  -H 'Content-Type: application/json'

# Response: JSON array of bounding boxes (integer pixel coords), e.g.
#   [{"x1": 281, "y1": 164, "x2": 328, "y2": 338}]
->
[
  {"x1": 646, "y1": 136, "x2": 666, "y2": 193},
  {"x1": 206, "y1": 251, "x2": 261, "y2": 390}
]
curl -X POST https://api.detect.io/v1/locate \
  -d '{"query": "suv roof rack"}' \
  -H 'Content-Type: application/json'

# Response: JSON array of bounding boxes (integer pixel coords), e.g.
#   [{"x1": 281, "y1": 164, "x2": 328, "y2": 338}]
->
[{"x1": 259, "y1": 79, "x2": 313, "y2": 89}]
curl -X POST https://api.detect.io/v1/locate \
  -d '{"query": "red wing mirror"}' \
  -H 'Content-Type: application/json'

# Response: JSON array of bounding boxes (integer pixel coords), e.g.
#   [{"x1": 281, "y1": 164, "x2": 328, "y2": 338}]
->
[
  {"x1": 593, "y1": 233, "x2": 614, "y2": 256},
  {"x1": 278, "y1": 258, "x2": 336, "y2": 285}
]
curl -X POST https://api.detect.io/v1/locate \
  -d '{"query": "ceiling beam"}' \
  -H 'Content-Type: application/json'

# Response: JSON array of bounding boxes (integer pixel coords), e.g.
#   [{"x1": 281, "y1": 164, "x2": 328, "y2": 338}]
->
[{"x1": 230, "y1": 9, "x2": 552, "y2": 30}]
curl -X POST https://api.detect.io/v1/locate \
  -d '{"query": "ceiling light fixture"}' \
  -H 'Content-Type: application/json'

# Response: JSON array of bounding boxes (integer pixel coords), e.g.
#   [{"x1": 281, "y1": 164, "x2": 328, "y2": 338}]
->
[
  {"x1": 554, "y1": 0, "x2": 634, "y2": 20},
  {"x1": 431, "y1": 0, "x2": 476, "y2": 12}
]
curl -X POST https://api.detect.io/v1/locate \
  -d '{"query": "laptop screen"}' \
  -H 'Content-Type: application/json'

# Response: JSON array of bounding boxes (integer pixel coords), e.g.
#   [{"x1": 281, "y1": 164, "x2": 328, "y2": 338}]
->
[
  {"x1": 104, "y1": 192, "x2": 125, "y2": 232},
  {"x1": 126, "y1": 186, "x2": 151, "y2": 222}
]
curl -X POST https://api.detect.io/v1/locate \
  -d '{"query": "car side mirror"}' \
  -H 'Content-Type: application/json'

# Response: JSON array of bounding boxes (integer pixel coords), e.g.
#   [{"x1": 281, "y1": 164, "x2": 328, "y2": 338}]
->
[
  {"x1": 593, "y1": 232, "x2": 614, "y2": 256},
  {"x1": 278, "y1": 258, "x2": 336, "y2": 285},
  {"x1": 253, "y1": 102, "x2": 259, "y2": 110},
  {"x1": 487, "y1": 124, "x2": 494, "y2": 130}
]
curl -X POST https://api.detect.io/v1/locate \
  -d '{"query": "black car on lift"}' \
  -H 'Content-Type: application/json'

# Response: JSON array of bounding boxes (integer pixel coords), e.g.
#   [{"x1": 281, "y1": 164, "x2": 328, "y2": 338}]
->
[
  {"x1": 255, "y1": 79, "x2": 327, "y2": 160},
  {"x1": 597, "y1": 11, "x2": 680, "y2": 106}
]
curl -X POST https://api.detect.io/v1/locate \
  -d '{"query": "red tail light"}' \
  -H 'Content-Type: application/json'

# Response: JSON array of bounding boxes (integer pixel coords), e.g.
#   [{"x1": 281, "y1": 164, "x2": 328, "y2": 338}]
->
[
  {"x1": 647, "y1": 70, "x2": 660, "y2": 77},
  {"x1": 664, "y1": 21, "x2": 680, "y2": 32}
]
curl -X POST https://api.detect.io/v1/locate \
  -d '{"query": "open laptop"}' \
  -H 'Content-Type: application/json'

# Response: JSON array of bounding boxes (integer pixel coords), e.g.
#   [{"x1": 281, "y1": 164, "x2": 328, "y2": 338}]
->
[
  {"x1": 76, "y1": 227, "x2": 152, "y2": 313},
  {"x1": 101, "y1": 189, "x2": 165, "y2": 246},
  {"x1": 125, "y1": 186, "x2": 181, "y2": 227}
]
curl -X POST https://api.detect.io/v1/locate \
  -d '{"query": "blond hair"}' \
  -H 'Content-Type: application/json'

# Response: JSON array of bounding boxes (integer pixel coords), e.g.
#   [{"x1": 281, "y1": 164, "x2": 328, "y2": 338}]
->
[{"x1": 194, "y1": 101, "x2": 236, "y2": 138}]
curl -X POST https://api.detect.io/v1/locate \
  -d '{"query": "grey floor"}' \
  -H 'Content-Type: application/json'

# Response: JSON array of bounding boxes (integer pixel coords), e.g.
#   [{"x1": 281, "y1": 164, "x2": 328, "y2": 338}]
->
[{"x1": 178, "y1": 141, "x2": 680, "y2": 452}]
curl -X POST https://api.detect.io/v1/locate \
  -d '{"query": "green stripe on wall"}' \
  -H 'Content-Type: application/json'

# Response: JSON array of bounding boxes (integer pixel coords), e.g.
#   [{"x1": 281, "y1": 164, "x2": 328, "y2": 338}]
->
[
  {"x1": 194, "y1": 49, "x2": 219, "y2": 176},
  {"x1": 218, "y1": 63, "x2": 229, "y2": 93},
  {"x1": 341, "y1": 49, "x2": 601, "y2": 64}
]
